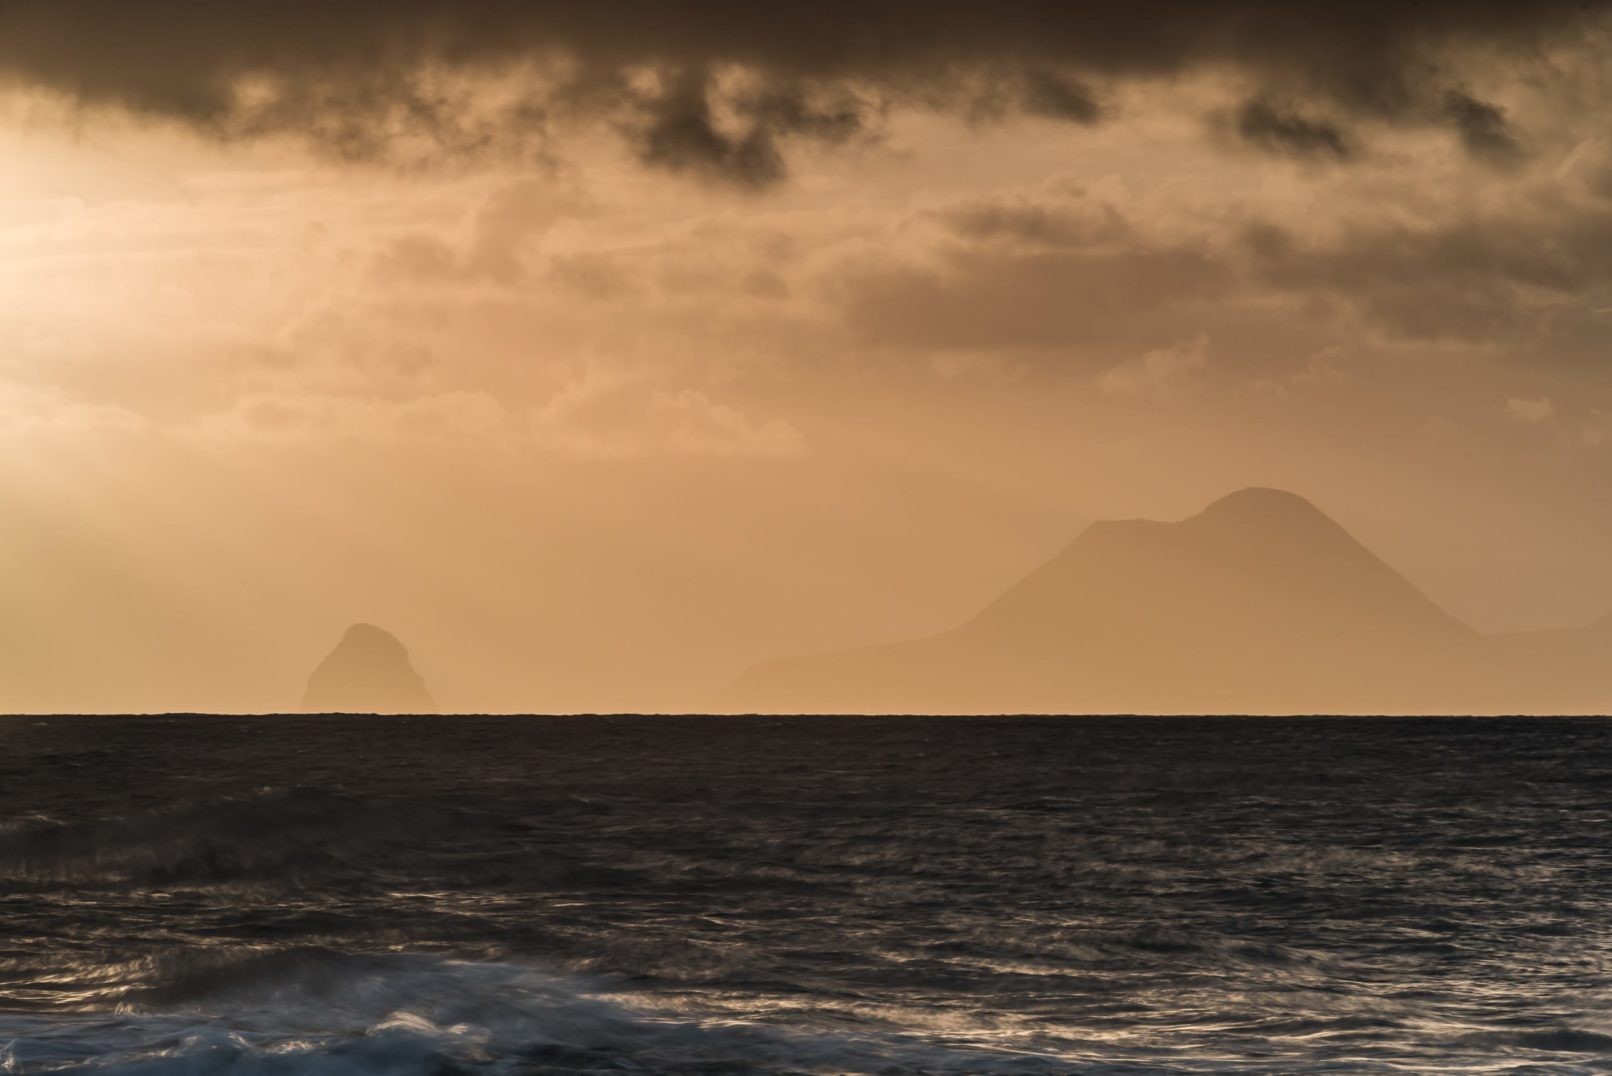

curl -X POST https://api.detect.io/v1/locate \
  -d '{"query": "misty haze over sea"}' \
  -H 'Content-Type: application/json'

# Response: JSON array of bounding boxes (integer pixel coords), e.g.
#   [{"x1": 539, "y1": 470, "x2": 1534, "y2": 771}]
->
[{"x1": 2, "y1": 715, "x2": 1611, "y2": 1074}]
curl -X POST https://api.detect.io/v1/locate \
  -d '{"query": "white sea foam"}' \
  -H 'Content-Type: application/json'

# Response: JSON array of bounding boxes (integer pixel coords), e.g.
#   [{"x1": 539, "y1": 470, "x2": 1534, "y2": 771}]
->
[{"x1": 0, "y1": 951, "x2": 1072, "y2": 1075}]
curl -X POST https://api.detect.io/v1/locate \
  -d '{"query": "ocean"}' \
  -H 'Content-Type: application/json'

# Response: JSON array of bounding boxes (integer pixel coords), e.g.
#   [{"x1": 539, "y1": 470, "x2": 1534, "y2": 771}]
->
[{"x1": 1, "y1": 715, "x2": 1610, "y2": 1074}]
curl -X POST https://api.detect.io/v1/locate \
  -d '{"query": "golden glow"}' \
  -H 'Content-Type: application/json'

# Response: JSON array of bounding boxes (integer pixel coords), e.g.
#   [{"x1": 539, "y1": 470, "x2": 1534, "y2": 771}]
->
[{"x1": 0, "y1": 59, "x2": 1609, "y2": 713}]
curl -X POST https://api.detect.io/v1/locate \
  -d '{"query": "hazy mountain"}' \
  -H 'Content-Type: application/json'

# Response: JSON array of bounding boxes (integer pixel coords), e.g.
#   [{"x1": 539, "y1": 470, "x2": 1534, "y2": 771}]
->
[
  {"x1": 1489, "y1": 614, "x2": 1612, "y2": 715},
  {"x1": 302, "y1": 624, "x2": 436, "y2": 714},
  {"x1": 720, "y1": 488, "x2": 1598, "y2": 715}
]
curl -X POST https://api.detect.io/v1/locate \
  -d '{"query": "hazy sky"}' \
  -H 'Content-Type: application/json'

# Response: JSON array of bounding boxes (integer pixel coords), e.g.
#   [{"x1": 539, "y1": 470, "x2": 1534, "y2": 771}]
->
[{"x1": 2, "y1": 2, "x2": 1611, "y2": 711}]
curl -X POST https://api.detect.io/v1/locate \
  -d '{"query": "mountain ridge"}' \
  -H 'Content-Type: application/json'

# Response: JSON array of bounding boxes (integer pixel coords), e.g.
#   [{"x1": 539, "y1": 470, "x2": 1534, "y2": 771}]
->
[{"x1": 719, "y1": 488, "x2": 1602, "y2": 715}]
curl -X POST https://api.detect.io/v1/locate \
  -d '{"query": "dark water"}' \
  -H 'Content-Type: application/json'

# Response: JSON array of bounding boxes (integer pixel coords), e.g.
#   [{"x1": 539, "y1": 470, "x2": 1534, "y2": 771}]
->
[{"x1": 2, "y1": 716, "x2": 1612, "y2": 1074}]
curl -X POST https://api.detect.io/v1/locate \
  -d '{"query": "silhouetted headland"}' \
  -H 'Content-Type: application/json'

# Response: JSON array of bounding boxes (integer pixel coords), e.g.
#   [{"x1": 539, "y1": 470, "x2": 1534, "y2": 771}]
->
[
  {"x1": 302, "y1": 623, "x2": 436, "y2": 714},
  {"x1": 720, "y1": 488, "x2": 1612, "y2": 715}
]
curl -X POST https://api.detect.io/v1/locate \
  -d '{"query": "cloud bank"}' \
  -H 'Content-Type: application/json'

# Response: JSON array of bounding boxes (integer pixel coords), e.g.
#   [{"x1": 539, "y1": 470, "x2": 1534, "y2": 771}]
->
[{"x1": 0, "y1": 1, "x2": 1603, "y2": 182}]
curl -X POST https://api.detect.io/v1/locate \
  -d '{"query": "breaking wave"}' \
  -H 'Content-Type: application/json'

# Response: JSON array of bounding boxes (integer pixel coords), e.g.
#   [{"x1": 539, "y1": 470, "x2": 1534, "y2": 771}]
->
[
  {"x1": 0, "y1": 949, "x2": 1068, "y2": 1075},
  {"x1": 5, "y1": 715, "x2": 1612, "y2": 1072}
]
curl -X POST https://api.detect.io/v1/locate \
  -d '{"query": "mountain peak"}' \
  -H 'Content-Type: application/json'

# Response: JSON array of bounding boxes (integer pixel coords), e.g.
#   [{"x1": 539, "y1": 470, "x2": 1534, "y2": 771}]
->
[
  {"x1": 1194, "y1": 486, "x2": 1332, "y2": 525},
  {"x1": 341, "y1": 622, "x2": 401, "y2": 647},
  {"x1": 1182, "y1": 487, "x2": 1368, "y2": 554},
  {"x1": 302, "y1": 623, "x2": 436, "y2": 714},
  {"x1": 722, "y1": 485, "x2": 1479, "y2": 714}
]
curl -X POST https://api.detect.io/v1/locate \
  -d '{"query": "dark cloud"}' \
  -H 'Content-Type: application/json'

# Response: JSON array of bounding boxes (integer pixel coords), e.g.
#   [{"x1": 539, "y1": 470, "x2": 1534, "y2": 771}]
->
[
  {"x1": 1443, "y1": 89, "x2": 1527, "y2": 166},
  {"x1": 824, "y1": 164, "x2": 1612, "y2": 369},
  {"x1": 0, "y1": 1, "x2": 1601, "y2": 182},
  {"x1": 631, "y1": 70, "x2": 868, "y2": 188},
  {"x1": 1242, "y1": 203, "x2": 1612, "y2": 350},
  {"x1": 1234, "y1": 99, "x2": 1353, "y2": 160},
  {"x1": 1016, "y1": 71, "x2": 1103, "y2": 124},
  {"x1": 636, "y1": 72, "x2": 788, "y2": 188}
]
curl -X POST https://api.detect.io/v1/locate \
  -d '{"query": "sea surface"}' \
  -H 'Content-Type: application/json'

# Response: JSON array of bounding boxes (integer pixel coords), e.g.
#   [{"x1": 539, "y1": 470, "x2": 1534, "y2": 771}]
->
[{"x1": 1, "y1": 716, "x2": 1611, "y2": 1074}]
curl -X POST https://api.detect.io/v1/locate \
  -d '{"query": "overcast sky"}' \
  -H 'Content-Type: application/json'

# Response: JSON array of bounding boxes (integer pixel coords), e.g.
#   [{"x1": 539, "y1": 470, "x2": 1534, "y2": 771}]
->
[{"x1": 2, "y1": 2, "x2": 1610, "y2": 710}]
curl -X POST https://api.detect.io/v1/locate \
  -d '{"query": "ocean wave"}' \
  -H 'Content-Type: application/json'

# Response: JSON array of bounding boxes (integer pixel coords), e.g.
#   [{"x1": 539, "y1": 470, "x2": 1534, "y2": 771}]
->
[
  {"x1": 3, "y1": 716, "x2": 1612, "y2": 1073},
  {"x1": 0, "y1": 789, "x2": 465, "y2": 890},
  {"x1": 0, "y1": 950, "x2": 1073, "y2": 1075}
]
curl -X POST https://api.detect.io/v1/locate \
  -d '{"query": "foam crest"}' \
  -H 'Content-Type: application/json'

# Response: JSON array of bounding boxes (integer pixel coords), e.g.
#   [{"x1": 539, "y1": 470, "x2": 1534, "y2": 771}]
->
[{"x1": 0, "y1": 951, "x2": 1069, "y2": 1075}]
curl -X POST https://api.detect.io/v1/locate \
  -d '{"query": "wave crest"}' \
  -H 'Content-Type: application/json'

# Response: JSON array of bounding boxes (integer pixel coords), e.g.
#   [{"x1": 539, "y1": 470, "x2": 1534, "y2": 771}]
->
[{"x1": 0, "y1": 951, "x2": 1068, "y2": 1075}]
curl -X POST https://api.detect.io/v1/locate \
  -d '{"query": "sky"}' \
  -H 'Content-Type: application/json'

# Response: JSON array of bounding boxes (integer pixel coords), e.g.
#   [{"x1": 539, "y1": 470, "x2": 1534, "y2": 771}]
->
[{"x1": 1, "y1": 1, "x2": 1611, "y2": 712}]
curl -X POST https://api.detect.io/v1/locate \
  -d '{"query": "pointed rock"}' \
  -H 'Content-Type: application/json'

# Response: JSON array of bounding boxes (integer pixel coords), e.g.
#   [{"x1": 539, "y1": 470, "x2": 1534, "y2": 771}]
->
[{"x1": 302, "y1": 623, "x2": 436, "y2": 714}]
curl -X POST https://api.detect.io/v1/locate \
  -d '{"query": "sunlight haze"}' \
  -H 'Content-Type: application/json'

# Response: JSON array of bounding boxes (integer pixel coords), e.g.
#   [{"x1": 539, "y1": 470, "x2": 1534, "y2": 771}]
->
[{"x1": 0, "y1": 2, "x2": 1609, "y2": 712}]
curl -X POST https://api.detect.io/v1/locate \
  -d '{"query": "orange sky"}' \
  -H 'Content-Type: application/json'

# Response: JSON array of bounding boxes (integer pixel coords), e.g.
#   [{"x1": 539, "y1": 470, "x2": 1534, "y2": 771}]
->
[{"x1": 1, "y1": 3, "x2": 1610, "y2": 711}]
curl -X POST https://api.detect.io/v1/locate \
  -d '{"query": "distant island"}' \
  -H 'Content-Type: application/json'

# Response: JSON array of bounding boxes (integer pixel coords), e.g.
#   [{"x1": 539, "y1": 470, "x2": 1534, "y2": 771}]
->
[
  {"x1": 719, "y1": 488, "x2": 1612, "y2": 715},
  {"x1": 303, "y1": 623, "x2": 436, "y2": 714}
]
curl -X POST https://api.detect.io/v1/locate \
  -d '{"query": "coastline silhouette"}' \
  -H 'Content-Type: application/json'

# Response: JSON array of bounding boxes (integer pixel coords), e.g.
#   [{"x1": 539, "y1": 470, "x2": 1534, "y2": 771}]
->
[{"x1": 720, "y1": 488, "x2": 1612, "y2": 715}]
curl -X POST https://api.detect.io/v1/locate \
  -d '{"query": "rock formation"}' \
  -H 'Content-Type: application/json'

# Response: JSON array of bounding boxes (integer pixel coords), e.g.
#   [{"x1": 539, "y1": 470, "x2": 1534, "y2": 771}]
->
[{"x1": 302, "y1": 623, "x2": 436, "y2": 713}]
